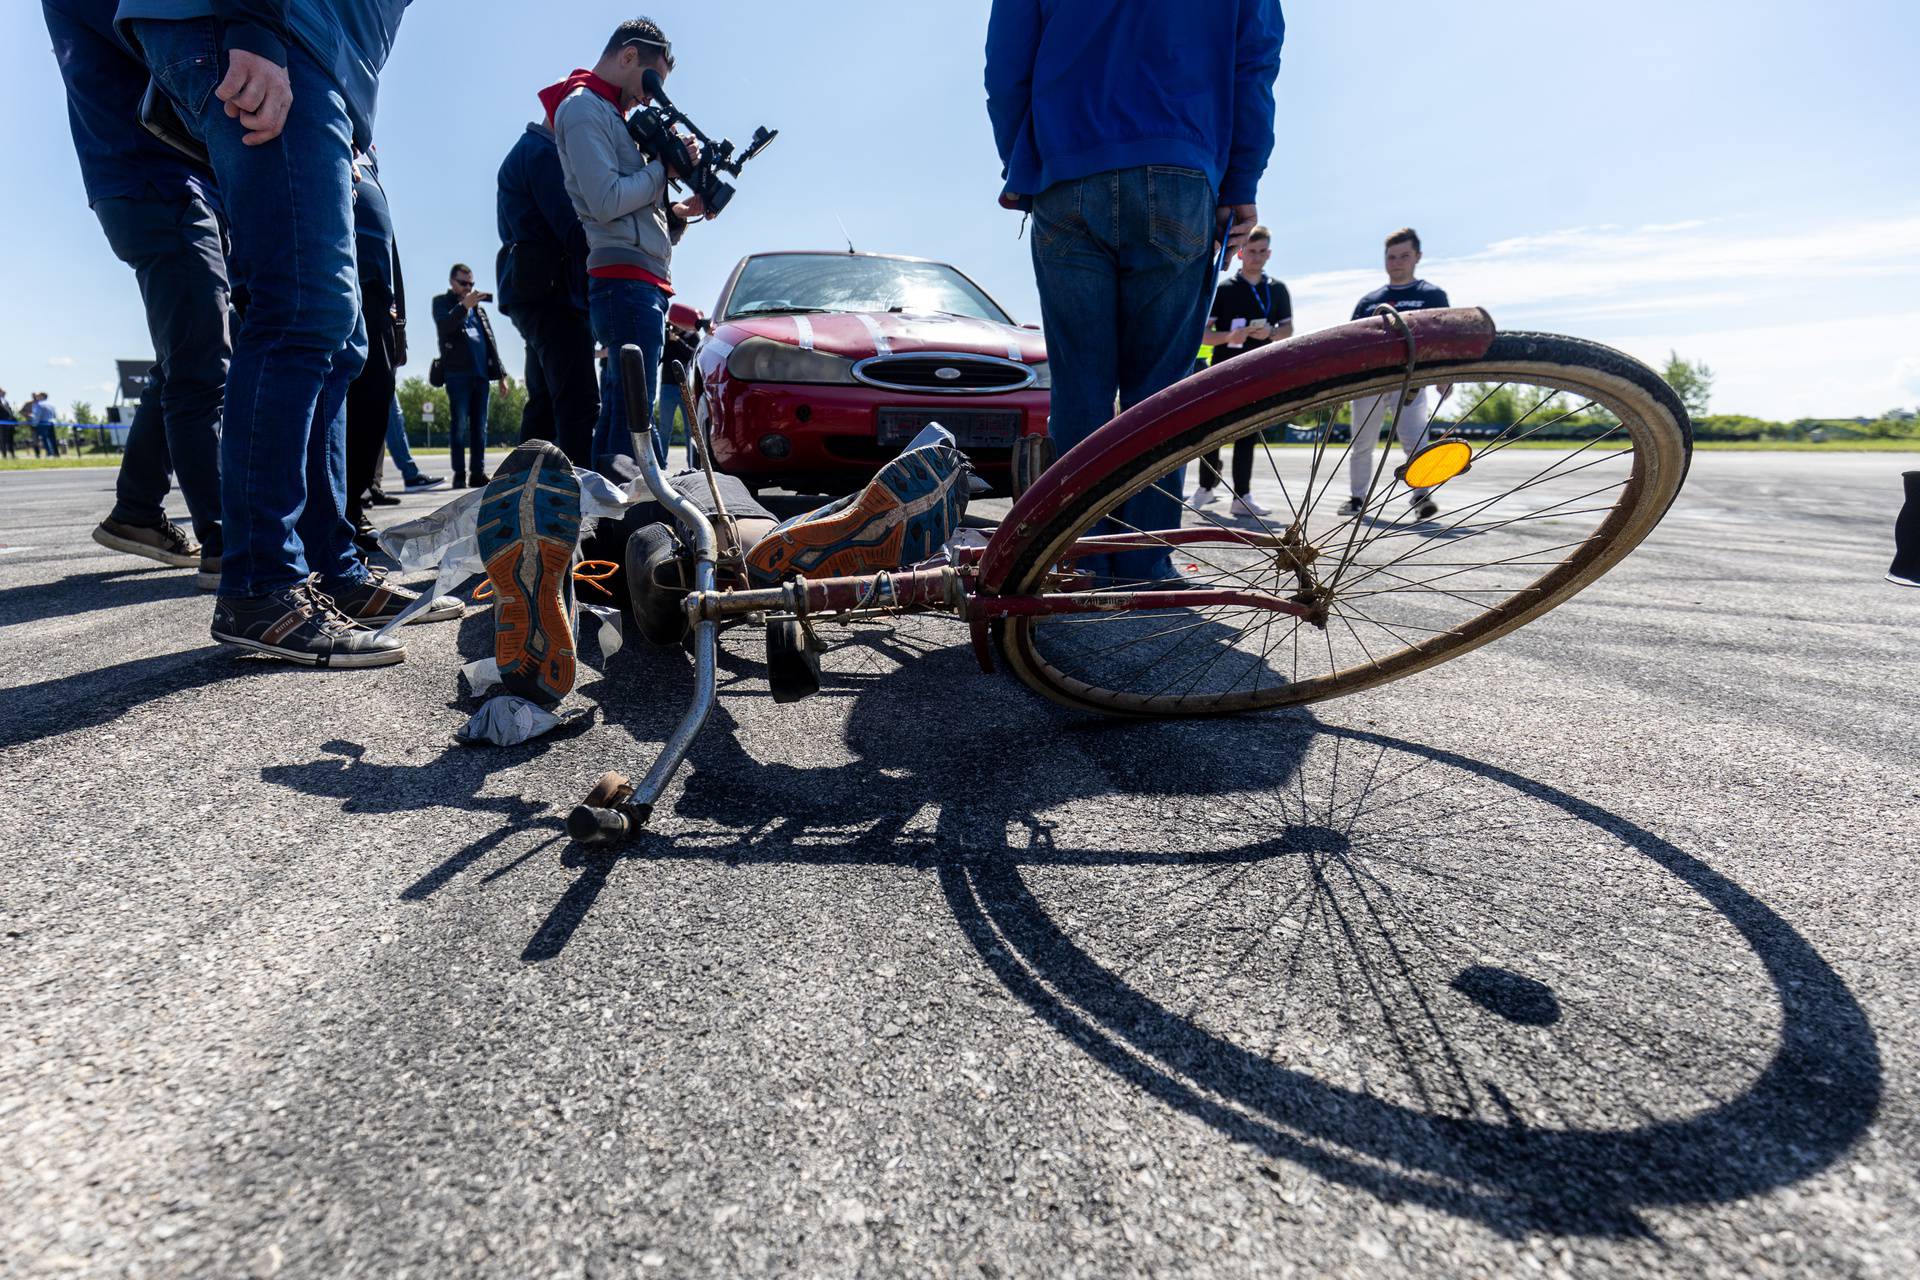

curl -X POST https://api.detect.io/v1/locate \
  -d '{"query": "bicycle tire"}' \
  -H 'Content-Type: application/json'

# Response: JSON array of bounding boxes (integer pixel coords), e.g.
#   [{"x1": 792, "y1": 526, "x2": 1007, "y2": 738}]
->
[{"x1": 994, "y1": 331, "x2": 1691, "y2": 716}]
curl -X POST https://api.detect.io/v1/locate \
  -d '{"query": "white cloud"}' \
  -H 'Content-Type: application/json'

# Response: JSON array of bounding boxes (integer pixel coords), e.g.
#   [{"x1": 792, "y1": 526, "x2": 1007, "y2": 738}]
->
[
  {"x1": 1284, "y1": 214, "x2": 1920, "y2": 418},
  {"x1": 1898, "y1": 355, "x2": 1920, "y2": 400},
  {"x1": 45, "y1": 355, "x2": 76, "y2": 368}
]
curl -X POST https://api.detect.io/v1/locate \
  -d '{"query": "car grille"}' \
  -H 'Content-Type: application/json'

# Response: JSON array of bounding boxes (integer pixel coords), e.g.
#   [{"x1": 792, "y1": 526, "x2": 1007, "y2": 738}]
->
[{"x1": 853, "y1": 353, "x2": 1035, "y2": 394}]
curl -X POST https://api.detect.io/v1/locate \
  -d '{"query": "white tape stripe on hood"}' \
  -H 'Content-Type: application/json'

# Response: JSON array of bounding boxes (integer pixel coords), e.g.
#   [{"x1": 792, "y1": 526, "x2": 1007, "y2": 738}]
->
[
  {"x1": 792, "y1": 315, "x2": 814, "y2": 351},
  {"x1": 854, "y1": 312, "x2": 892, "y2": 356}
]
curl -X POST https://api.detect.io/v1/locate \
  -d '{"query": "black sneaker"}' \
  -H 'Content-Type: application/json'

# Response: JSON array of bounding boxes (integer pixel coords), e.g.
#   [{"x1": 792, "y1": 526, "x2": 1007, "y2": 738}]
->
[
  {"x1": 324, "y1": 568, "x2": 464, "y2": 625},
  {"x1": 450, "y1": 475, "x2": 470, "y2": 489},
  {"x1": 625, "y1": 522, "x2": 689, "y2": 647},
  {"x1": 1338, "y1": 496, "x2": 1366, "y2": 517},
  {"x1": 403, "y1": 474, "x2": 447, "y2": 492},
  {"x1": 368, "y1": 491, "x2": 403, "y2": 507},
  {"x1": 92, "y1": 516, "x2": 200, "y2": 567},
  {"x1": 211, "y1": 583, "x2": 405, "y2": 667},
  {"x1": 1408, "y1": 495, "x2": 1441, "y2": 522}
]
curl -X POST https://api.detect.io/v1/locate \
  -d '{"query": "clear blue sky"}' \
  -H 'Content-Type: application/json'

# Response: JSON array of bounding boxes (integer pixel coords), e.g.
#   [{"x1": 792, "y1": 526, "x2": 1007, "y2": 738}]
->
[{"x1": 3, "y1": 0, "x2": 1917, "y2": 419}]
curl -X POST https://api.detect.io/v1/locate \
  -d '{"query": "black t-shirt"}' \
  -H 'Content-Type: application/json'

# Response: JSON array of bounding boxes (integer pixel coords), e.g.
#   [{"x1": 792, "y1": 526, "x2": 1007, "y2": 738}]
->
[
  {"x1": 1352, "y1": 279, "x2": 1450, "y2": 321},
  {"x1": 1209, "y1": 274, "x2": 1292, "y2": 364},
  {"x1": 664, "y1": 327, "x2": 699, "y2": 369}
]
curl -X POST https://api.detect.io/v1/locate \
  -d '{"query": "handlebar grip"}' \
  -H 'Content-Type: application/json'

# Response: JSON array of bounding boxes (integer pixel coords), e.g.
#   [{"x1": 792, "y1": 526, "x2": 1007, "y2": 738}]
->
[{"x1": 619, "y1": 343, "x2": 654, "y2": 441}]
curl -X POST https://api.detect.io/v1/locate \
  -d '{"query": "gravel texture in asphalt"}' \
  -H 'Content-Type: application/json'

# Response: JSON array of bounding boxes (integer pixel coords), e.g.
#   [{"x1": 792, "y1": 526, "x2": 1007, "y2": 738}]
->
[{"x1": 1, "y1": 452, "x2": 1916, "y2": 1278}]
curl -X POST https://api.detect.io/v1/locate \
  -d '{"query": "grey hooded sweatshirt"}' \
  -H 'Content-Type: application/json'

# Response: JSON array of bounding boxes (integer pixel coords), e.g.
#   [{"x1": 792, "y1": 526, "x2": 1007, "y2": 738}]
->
[{"x1": 552, "y1": 86, "x2": 674, "y2": 285}]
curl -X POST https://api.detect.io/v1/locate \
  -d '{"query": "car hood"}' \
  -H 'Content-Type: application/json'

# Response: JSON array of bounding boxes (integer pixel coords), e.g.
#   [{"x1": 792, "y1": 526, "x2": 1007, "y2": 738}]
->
[{"x1": 714, "y1": 310, "x2": 1046, "y2": 363}]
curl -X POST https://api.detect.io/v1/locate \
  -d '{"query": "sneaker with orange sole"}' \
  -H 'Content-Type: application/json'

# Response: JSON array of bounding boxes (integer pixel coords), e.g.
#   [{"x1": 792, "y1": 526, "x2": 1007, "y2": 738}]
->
[
  {"x1": 745, "y1": 436, "x2": 968, "y2": 582},
  {"x1": 478, "y1": 440, "x2": 582, "y2": 706}
]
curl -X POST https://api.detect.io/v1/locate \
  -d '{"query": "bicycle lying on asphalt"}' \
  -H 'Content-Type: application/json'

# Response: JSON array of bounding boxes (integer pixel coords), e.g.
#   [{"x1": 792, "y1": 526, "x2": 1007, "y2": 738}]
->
[{"x1": 568, "y1": 307, "x2": 1692, "y2": 843}]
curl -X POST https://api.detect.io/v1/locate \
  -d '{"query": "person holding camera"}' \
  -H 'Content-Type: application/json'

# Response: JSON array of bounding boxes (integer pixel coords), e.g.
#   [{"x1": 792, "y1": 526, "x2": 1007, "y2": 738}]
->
[
  {"x1": 545, "y1": 17, "x2": 707, "y2": 476},
  {"x1": 431, "y1": 264, "x2": 512, "y2": 487}
]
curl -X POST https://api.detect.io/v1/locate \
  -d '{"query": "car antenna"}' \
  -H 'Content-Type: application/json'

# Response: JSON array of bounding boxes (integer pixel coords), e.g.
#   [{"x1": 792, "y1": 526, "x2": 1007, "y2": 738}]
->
[{"x1": 836, "y1": 214, "x2": 857, "y2": 255}]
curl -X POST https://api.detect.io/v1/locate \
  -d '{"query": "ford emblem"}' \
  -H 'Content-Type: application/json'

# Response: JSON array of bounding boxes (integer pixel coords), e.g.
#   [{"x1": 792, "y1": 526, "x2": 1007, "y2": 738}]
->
[{"x1": 935, "y1": 366, "x2": 962, "y2": 381}]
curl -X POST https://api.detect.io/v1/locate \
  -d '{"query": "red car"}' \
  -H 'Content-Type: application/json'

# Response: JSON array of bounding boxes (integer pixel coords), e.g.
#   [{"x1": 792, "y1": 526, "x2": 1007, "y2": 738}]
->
[{"x1": 687, "y1": 251, "x2": 1049, "y2": 493}]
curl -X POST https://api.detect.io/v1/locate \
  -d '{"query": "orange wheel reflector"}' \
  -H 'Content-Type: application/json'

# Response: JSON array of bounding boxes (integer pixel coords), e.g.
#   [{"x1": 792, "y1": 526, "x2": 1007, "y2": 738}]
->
[{"x1": 1400, "y1": 438, "x2": 1473, "y2": 490}]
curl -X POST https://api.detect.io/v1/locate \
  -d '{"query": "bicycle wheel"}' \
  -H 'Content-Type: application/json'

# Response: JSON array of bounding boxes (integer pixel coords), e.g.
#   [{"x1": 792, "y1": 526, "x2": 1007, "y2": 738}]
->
[{"x1": 995, "y1": 332, "x2": 1691, "y2": 716}]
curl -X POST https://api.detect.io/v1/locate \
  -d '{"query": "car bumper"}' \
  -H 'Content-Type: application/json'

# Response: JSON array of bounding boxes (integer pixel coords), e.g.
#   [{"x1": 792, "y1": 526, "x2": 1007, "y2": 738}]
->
[{"x1": 708, "y1": 381, "x2": 1050, "y2": 490}]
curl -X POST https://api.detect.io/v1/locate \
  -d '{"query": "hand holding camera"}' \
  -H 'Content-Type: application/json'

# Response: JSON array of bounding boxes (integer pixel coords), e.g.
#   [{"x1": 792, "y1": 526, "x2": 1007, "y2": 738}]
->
[{"x1": 625, "y1": 68, "x2": 776, "y2": 219}]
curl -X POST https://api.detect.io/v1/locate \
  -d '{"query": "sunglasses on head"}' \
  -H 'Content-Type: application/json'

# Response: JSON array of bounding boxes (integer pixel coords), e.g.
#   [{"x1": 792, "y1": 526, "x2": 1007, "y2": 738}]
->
[{"x1": 622, "y1": 36, "x2": 674, "y2": 71}]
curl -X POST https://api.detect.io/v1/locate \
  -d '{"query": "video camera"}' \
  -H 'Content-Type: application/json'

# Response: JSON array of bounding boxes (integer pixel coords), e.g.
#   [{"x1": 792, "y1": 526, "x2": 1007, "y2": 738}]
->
[{"x1": 626, "y1": 68, "x2": 777, "y2": 218}]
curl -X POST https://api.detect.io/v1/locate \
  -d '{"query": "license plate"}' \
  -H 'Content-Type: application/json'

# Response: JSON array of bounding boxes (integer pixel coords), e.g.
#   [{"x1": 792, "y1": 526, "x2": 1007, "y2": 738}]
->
[{"x1": 877, "y1": 407, "x2": 1023, "y2": 450}]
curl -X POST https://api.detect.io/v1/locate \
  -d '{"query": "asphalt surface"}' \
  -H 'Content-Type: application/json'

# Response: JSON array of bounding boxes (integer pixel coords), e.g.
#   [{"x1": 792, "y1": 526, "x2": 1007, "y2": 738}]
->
[{"x1": 2, "y1": 452, "x2": 1916, "y2": 1278}]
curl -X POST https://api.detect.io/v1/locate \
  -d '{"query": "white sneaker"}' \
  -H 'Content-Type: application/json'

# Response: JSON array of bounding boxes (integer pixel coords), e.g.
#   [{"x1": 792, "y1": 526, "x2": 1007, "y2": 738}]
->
[
  {"x1": 1190, "y1": 486, "x2": 1220, "y2": 508},
  {"x1": 1229, "y1": 494, "x2": 1271, "y2": 517}
]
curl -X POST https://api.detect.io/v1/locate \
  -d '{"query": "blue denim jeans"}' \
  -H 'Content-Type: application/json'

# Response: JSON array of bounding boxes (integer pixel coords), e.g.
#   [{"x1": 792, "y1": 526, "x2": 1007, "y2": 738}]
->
[
  {"x1": 95, "y1": 195, "x2": 229, "y2": 554},
  {"x1": 587, "y1": 276, "x2": 669, "y2": 472},
  {"x1": 134, "y1": 18, "x2": 367, "y2": 597},
  {"x1": 36, "y1": 424, "x2": 62, "y2": 457},
  {"x1": 657, "y1": 382, "x2": 684, "y2": 448},
  {"x1": 1030, "y1": 165, "x2": 1217, "y2": 582},
  {"x1": 384, "y1": 396, "x2": 423, "y2": 483},
  {"x1": 444, "y1": 374, "x2": 491, "y2": 479}
]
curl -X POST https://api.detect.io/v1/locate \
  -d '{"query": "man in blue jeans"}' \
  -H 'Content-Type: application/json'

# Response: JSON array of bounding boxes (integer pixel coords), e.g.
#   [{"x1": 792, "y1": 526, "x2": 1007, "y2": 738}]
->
[
  {"x1": 431, "y1": 263, "x2": 512, "y2": 487},
  {"x1": 29, "y1": 395, "x2": 63, "y2": 458},
  {"x1": 548, "y1": 18, "x2": 708, "y2": 478},
  {"x1": 384, "y1": 395, "x2": 441, "y2": 490},
  {"x1": 986, "y1": 0, "x2": 1284, "y2": 583},
  {"x1": 44, "y1": 0, "x2": 225, "y2": 588},
  {"x1": 118, "y1": 0, "x2": 455, "y2": 668}
]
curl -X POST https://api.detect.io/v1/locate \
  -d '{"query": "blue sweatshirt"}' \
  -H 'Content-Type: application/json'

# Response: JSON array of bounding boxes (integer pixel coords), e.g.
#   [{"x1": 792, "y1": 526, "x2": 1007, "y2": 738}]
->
[
  {"x1": 113, "y1": 0, "x2": 410, "y2": 150},
  {"x1": 985, "y1": 0, "x2": 1284, "y2": 206},
  {"x1": 496, "y1": 123, "x2": 589, "y2": 316},
  {"x1": 42, "y1": 0, "x2": 211, "y2": 207}
]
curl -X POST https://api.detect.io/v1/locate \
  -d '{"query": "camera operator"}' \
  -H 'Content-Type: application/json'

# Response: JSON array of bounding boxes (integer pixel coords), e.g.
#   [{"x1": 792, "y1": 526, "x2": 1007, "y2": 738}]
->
[{"x1": 544, "y1": 17, "x2": 708, "y2": 477}]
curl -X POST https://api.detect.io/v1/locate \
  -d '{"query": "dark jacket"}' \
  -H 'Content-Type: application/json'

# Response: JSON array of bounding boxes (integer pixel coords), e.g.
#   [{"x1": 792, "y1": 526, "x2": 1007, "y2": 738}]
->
[
  {"x1": 431, "y1": 291, "x2": 506, "y2": 381},
  {"x1": 353, "y1": 153, "x2": 406, "y2": 368},
  {"x1": 496, "y1": 122, "x2": 588, "y2": 317},
  {"x1": 114, "y1": 0, "x2": 411, "y2": 150},
  {"x1": 43, "y1": 0, "x2": 213, "y2": 207},
  {"x1": 985, "y1": 0, "x2": 1284, "y2": 205}
]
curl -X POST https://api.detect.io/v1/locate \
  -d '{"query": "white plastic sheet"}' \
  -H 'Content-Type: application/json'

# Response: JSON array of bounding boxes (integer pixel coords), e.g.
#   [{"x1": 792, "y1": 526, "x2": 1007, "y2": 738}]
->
[{"x1": 455, "y1": 695, "x2": 570, "y2": 747}]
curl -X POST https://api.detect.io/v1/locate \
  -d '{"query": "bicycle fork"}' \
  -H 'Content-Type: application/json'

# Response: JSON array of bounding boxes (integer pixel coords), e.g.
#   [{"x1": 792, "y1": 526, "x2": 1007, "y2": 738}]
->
[{"x1": 568, "y1": 344, "x2": 719, "y2": 845}]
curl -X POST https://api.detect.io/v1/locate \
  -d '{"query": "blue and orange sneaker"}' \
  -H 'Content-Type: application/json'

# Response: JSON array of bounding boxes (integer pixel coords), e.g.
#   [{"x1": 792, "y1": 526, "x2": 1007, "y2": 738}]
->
[
  {"x1": 745, "y1": 432, "x2": 969, "y2": 582},
  {"x1": 477, "y1": 440, "x2": 583, "y2": 706}
]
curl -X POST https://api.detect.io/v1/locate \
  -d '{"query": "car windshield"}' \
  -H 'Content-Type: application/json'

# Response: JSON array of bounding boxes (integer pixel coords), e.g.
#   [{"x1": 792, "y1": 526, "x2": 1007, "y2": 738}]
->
[{"x1": 724, "y1": 255, "x2": 1011, "y2": 323}]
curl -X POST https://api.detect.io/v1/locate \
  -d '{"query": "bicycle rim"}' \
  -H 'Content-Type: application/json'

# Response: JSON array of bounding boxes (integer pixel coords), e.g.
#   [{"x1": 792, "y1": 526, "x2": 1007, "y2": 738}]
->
[{"x1": 996, "y1": 333, "x2": 1692, "y2": 717}]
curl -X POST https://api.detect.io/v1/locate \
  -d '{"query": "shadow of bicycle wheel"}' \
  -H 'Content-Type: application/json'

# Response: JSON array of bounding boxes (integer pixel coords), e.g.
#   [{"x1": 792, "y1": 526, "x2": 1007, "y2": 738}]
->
[{"x1": 938, "y1": 723, "x2": 1879, "y2": 1237}]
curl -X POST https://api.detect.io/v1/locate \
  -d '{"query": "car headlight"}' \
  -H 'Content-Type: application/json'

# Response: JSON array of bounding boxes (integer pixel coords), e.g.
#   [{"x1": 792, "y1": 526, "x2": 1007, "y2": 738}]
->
[
  {"x1": 726, "y1": 336, "x2": 855, "y2": 385},
  {"x1": 1028, "y1": 361, "x2": 1050, "y2": 390}
]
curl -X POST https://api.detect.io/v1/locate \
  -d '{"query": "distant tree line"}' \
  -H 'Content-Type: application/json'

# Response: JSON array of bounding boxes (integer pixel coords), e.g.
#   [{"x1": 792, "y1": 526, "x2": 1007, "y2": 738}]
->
[{"x1": 396, "y1": 376, "x2": 528, "y2": 447}]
